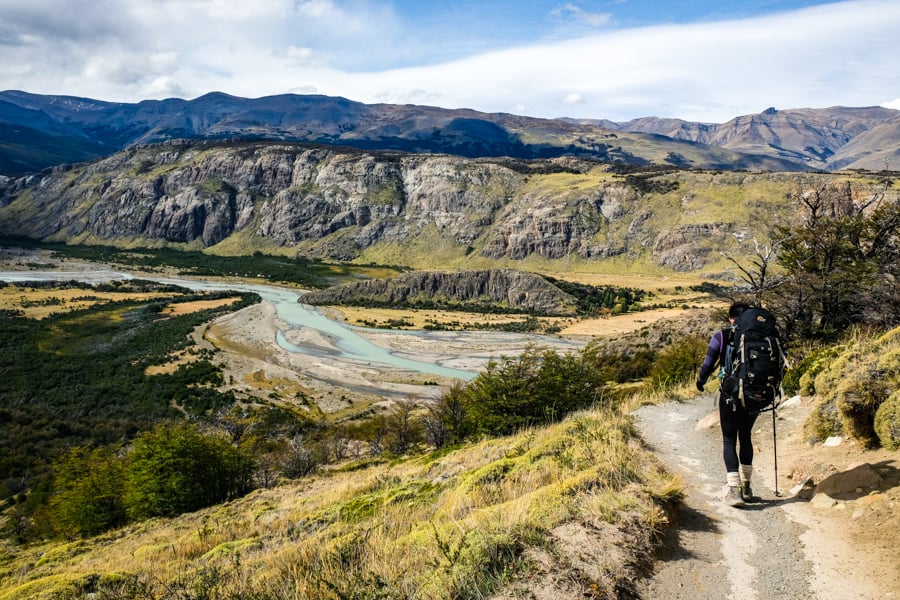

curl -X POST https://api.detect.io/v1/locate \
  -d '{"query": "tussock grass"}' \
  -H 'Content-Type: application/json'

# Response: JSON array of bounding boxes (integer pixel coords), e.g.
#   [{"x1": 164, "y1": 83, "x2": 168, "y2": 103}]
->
[
  {"x1": 806, "y1": 326, "x2": 900, "y2": 448},
  {"x1": 0, "y1": 405, "x2": 681, "y2": 600}
]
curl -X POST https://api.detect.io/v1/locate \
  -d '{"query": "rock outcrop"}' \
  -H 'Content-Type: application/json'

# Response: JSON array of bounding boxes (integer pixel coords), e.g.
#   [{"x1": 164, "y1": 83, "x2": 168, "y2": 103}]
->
[{"x1": 302, "y1": 269, "x2": 579, "y2": 316}]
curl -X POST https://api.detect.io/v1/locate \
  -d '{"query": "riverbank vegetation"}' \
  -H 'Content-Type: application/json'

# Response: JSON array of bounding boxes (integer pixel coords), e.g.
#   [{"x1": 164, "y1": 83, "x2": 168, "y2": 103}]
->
[{"x1": 0, "y1": 280, "x2": 263, "y2": 541}]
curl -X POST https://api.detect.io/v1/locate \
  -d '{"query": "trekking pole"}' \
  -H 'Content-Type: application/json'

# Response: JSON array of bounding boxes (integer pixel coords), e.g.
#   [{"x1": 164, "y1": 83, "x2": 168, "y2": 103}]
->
[{"x1": 772, "y1": 407, "x2": 780, "y2": 497}]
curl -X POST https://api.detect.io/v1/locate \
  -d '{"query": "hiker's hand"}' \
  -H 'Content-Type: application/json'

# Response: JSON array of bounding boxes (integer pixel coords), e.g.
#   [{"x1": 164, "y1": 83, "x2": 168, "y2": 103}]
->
[{"x1": 695, "y1": 380, "x2": 705, "y2": 392}]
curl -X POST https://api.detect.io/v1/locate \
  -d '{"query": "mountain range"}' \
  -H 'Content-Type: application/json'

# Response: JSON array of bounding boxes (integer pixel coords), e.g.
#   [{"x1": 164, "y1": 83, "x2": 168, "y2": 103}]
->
[{"x1": 1, "y1": 90, "x2": 897, "y2": 176}]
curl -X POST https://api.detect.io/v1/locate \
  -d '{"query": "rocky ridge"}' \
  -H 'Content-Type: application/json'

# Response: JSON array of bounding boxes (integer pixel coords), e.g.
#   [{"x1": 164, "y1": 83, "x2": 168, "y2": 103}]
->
[
  {"x1": 1, "y1": 140, "x2": 895, "y2": 274},
  {"x1": 301, "y1": 269, "x2": 580, "y2": 316}
]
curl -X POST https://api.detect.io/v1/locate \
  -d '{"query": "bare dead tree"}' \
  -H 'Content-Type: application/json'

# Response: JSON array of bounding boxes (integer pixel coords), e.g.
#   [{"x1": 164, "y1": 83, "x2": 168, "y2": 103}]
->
[{"x1": 720, "y1": 236, "x2": 786, "y2": 306}]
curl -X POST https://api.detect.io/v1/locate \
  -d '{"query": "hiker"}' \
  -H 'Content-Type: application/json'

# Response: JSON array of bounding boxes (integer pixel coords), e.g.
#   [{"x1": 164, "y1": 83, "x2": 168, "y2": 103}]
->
[{"x1": 696, "y1": 302, "x2": 756, "y2": 507}]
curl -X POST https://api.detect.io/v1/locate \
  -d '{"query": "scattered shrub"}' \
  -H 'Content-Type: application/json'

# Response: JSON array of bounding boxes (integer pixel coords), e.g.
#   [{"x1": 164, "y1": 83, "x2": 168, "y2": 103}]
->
[
  {"x1": 648, "y1": 335, "x2": 707, "y2": 388},
  {"x1": 785, "y1": 345, "x2": 840, "y2": 395},
  {"x1": 834, "y1": 367, "x2": 889, "y2": 448},
  {"x1": 805, "y1": 397, "x2": 843, "y2": 442}
]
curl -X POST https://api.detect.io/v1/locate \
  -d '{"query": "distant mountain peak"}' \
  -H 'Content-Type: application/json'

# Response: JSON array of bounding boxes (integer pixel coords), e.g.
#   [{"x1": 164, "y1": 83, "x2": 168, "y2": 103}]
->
[{"x1": 0, "y1": 90, "x2": 897, "y2": 176}]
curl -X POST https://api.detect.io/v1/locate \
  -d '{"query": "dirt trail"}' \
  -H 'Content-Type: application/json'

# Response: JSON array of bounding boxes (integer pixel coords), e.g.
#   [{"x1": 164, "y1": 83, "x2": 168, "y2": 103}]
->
[{"x1": 633, "y1": 394, "x2": 899, "y2": 600}]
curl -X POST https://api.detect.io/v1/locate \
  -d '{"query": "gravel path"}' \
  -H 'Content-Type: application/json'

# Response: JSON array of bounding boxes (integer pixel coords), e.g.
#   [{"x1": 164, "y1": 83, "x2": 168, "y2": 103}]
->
[{"x1": 633, "y1": 395, "x2": 819, "y2": 600}]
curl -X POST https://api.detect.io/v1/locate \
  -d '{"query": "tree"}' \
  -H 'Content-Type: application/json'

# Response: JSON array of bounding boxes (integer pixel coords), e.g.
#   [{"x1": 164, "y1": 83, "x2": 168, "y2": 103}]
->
[
  {"x1": 422, "y1": 384, "x2": 471, "y2": 448},
  {"x1": 720, "y1": 237, "x2": 785, "y2": 307},
  {"x1": 774, "y1": 181, "x2": 899, "y2": 338},
  {"x1": 464, "y1": 348, "x2": 546, "y2": 435},
  {"x1": 124, "y1": 423, "x2": 255, "y2": 520},
  {"x1": 49, "y1": 445, "x2": 127, "y2": 538},
  {"x1": 385, "y1": 399, "x2": 423, "y2": 455},
  {"x1": 279, "y1": 433, "x2": 325, "y2": 478}
]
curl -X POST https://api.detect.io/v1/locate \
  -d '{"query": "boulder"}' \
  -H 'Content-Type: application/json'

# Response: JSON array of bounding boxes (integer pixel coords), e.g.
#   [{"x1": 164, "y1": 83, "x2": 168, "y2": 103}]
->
[{"x1": 814, "y1": 462, "x2": 883, "y2": 498}]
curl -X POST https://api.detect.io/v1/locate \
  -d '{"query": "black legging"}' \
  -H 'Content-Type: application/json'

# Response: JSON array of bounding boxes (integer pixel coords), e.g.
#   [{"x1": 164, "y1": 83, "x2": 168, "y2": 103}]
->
[{"x1": 719, "y1": 392, "x2": 758, "y2": 472}]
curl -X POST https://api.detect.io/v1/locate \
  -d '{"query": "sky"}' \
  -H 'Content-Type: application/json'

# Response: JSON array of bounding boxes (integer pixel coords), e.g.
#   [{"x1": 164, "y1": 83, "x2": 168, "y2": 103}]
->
[{"x1": 1, "y1": 0, "x2": 899, "y2": 123}]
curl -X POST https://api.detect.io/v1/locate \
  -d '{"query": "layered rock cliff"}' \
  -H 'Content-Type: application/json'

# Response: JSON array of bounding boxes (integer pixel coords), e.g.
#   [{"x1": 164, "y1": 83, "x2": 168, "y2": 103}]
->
[{"x1": 1, "y1": 139, "x2": 892, "y2": 274}]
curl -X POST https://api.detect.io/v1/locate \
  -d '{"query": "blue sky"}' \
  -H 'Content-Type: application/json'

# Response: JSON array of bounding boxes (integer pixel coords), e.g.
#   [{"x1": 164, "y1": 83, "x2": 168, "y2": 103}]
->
[{"x1": 1, "y1": 0, "x2": 898, "y2": 122}]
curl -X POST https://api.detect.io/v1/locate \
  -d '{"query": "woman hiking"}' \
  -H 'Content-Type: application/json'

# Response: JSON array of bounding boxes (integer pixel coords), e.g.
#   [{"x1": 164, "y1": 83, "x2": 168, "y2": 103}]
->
[{"x1": 696, "y1": 302, "x2": 756, "y2": 507}]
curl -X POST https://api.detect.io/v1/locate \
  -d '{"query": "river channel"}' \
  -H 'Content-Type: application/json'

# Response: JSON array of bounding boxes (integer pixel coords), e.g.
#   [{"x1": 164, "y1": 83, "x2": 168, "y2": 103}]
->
[{"x1": 0, "y1": 270, "x2": 487, "y2": 380}]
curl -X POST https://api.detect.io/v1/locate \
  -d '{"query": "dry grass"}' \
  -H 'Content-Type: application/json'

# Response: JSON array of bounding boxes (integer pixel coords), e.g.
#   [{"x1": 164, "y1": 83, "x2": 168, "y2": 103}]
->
[
  {"x1": 161, "y1": 297, "x2": 241, "y2": 316},
  {"x1": 332, "y1": 305, "x2": 572, "y2": 330},
  {"x1": 0, "y1": 286, "x2": 169, "y2": 319},
  {"x1": 0, "y1": 406, "x2": 681, "y2": 600}
]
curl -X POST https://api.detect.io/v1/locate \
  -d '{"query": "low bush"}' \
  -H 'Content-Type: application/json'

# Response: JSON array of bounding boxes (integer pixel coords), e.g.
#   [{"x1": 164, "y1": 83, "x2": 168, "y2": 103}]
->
[{"x1": 647, "y1": 335, "x2": 707, "y2": 389}]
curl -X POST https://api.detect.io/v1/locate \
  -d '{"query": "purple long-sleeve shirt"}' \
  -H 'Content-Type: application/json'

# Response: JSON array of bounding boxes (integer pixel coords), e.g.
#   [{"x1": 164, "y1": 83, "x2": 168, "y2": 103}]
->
[{"x1": 698, "y1": 329, "x2": 728, "y2": 384}]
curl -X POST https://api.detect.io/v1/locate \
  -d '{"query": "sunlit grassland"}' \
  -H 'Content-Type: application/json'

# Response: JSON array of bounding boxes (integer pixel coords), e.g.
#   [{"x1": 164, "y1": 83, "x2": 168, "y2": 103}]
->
[
  {"x1": 355, "y1": 222, "x2": 479, "y2": 270},
  {"x1": 517, "y1": 166, "x2": 617, "y2": 194},
  {"x1": 0, "y1": 286, "x2": 171, "y2": 319},
  {"x1": 0, "y1": 405, "x2": 682, "y2": 600}
]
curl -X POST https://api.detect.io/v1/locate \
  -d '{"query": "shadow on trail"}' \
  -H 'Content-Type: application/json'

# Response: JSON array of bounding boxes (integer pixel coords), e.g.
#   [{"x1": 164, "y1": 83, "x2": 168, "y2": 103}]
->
[
  {"x1": 648, "y1": 503, "x2": 720, "y2": 563},
  {"x1": 740, "y1": 497, "x2": 789, "y2": 511}
]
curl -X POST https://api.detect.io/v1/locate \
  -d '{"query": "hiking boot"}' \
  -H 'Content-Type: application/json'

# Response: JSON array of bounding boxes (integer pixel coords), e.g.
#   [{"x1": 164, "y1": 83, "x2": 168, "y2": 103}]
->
[
  {"x1": 740, "y1": 482, "x2": 753, "y2": 502},
  {"x1": 724, "y1": 486, "x2": 745, "y2": 507}
]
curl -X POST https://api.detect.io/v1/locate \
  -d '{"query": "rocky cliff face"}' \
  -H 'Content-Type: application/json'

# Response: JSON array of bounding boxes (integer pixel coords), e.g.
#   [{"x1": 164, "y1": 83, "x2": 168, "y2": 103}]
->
[
  {"x1": 1, "y1": 140, "x2": 892, "y2": 274},
  {"x1": 0, "y1": 141, "x2": 629, "y2": 263},
  {"x1": 302, "y1": 269, "x2": 579, "y2": 315}
]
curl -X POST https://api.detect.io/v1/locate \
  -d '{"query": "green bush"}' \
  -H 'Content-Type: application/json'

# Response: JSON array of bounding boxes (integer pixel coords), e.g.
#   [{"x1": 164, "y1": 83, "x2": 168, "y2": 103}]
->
[
  {"x1": 792, "y1": 345, "x2": 843, "y2": 395},
  {"x1": 805, "y1": 397, "x2": 843, "y2": 442},
  {"x1": 49, "y1": 446, "x2": 127, "y2": 538},
  {"x1": 124, "y1": 424, "x2": 255, "y2": 520},
  {"x1": 462, "y1": 346, "x2": 610, "y2": 437},
  {"x1": 835, "y1": 367, "x2": 890, "y2": 448},
  {"x1": 648, "y1": 335, "x2": 708, "y2": 388},
  {"x1": 803, "y1": 327, "x2": 900, "y2": 448}
]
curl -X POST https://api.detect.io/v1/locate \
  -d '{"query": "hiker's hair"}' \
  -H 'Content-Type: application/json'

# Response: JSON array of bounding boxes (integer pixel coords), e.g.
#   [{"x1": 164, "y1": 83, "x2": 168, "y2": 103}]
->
[{"x1": 728, "y1": 302, "x2": 751, "y2": 319}]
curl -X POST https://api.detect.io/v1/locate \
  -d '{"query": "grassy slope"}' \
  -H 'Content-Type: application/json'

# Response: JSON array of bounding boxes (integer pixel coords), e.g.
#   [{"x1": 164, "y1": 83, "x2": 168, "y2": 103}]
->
[{"x1": 0, "y1": 402, "x2": 683, "y2": 600}]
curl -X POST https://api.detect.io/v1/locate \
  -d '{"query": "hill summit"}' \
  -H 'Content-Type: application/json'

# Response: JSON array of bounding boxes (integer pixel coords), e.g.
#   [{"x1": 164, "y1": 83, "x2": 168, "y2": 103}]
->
[{"x1": 2, "y1": 90, "x2": 897, "y2": 175}]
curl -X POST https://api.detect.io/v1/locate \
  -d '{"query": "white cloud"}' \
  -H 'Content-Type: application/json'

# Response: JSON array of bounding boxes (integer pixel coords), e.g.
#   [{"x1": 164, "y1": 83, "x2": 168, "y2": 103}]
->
[
  {"x1": 1, "y1": 0, "x2": 898, "y2": 122},
  {"x1": 321, "y1": 0, "x2": 900, "y2": 121},
  {"x1": 551, "y1": 4, "x2": 613, "y2": 27}
]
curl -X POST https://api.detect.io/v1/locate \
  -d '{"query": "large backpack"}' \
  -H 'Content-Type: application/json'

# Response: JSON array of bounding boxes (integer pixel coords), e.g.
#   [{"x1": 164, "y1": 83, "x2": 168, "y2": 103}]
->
[{"x1": 721, "y1": 307, "x2": 787, "y2": 413}]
